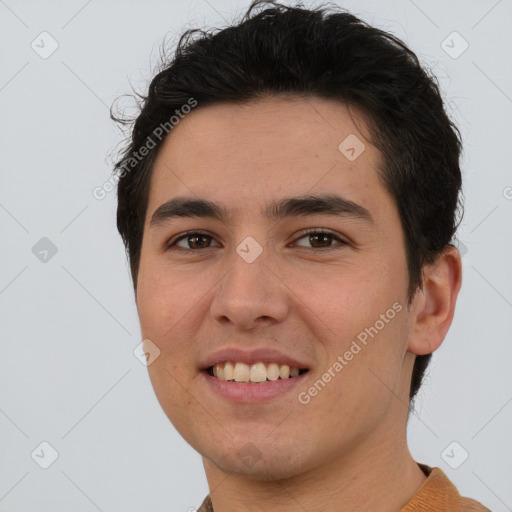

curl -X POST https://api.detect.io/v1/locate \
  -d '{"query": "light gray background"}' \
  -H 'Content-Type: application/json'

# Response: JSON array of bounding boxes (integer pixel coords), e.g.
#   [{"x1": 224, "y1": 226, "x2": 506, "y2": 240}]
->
[{"x1": 1, "y1": 0, "x2": 511, "y2": 511}]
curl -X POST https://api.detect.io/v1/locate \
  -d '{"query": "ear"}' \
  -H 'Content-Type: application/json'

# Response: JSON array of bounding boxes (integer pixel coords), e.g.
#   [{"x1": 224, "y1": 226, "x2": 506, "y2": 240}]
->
[{"x1": 407, "y1": 245, "x2": 463, "y2": 356}]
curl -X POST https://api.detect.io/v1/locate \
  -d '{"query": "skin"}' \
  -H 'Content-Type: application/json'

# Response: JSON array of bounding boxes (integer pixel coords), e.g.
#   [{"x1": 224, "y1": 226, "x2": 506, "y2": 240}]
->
[{"x1": 135, "y1": 96, "x2": 462, "y2": 511}]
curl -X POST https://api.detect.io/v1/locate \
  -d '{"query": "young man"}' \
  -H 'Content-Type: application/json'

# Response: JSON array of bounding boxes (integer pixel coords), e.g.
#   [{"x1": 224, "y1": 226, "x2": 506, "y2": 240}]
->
[{"x1": 112, "y1": 1, "x2": 490, "y2": 510}]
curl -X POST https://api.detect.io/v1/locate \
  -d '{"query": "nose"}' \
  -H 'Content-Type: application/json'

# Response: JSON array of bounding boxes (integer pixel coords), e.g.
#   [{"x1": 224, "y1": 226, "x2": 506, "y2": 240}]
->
[{"x1": 209, "y1": 243, "x2": 290, "y2": 330}]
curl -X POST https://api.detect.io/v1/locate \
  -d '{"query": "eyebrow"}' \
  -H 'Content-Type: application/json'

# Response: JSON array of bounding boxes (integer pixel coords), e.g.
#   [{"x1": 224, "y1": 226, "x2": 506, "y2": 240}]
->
[{"x1": 149, "y1": 194, "x2": 375, "y2": 228}]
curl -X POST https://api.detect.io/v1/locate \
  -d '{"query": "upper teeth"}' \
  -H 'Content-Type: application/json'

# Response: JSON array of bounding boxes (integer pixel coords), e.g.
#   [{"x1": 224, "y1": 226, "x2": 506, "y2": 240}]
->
[{"x1": 212, "y1": 362, "x2": 302, "y2": 382}]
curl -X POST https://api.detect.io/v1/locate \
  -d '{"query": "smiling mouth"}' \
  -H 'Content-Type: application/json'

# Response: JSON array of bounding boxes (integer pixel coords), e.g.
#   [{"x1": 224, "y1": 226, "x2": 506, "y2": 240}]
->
[{"x1": 206, "y1": 361, "x2": 309, "y2": 383}]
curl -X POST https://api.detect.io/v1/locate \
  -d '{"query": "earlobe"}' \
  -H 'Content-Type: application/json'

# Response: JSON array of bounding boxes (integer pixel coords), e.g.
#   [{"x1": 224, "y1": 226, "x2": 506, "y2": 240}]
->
[{"x1": 407, "y1": 246, "x2": 463, "y2": 356}]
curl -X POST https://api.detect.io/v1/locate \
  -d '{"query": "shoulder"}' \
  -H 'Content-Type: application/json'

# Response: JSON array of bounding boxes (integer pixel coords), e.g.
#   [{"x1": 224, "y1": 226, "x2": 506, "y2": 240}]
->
[{"x1": 400, "y1": 464, "x2": 492, "y2": 512}]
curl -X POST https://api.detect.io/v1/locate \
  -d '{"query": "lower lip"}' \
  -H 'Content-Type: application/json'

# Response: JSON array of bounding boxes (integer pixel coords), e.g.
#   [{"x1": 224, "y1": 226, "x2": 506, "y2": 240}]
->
[{"x1": 201, "y1": 370, "x2": 309, "y2": 403}]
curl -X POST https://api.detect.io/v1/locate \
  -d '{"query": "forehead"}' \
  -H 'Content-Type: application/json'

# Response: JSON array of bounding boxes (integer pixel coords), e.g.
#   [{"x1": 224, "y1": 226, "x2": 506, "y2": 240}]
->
[{"x1": 146, "y1": 96, "x2": 388, "y2": 224}]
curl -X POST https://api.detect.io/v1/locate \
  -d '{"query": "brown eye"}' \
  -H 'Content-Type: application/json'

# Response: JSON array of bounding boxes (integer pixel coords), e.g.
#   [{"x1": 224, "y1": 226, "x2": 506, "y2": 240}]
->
[
  {"x1": 294, "y1": 230, "x2": 347, "y2": 250},
  {"x1": 168, "y1": 232, "x2": 220, "y2": 251}
]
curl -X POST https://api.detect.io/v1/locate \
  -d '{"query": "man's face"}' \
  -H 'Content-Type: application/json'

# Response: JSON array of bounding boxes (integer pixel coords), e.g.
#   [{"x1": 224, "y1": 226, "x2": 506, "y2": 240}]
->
[{"x1": 136, "y1": 97, "x2": 417, "y2": 479}]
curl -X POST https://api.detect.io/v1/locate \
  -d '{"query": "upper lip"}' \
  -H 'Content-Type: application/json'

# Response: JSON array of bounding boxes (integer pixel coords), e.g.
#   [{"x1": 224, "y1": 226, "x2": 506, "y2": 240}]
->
[{"x1": 200, "y1": 347, "x2": 310, "y2": 371}]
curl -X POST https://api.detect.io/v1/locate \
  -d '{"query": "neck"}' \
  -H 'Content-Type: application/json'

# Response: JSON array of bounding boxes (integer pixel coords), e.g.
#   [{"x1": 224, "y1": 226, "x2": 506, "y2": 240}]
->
[{"x1": 202, "y1": 418, "x2": 426, "y2": 512}]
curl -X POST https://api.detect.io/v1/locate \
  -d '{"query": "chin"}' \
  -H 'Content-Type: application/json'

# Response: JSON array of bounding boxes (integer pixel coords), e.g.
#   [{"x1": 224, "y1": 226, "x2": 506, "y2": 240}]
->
[{"x1": 202, "y1": 439, "x2": 311, "y2": 481}]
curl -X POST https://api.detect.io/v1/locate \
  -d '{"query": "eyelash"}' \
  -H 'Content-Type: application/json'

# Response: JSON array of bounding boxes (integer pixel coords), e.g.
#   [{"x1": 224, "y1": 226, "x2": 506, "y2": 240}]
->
[{"x1": 166, "y1": 229, "x2": 348, "y2": 252}]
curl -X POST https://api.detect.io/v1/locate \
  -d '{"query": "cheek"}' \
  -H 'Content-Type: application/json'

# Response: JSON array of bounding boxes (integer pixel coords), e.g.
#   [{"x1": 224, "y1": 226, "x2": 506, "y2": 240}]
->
[
  {"x1": 136, "y1": 256, "x2": 195, "y2": 335},
  {"x1": 136, "y1": 257, "x2": 209, "y2": 377},
  {"x1": 303, "y1": 255, "x2": 408, "y2": 380},
  {"x1": 303, "y1": 256, "x2": 405, "y2": 328}
]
